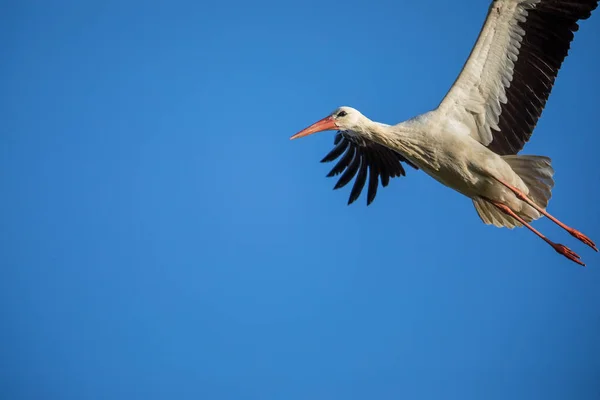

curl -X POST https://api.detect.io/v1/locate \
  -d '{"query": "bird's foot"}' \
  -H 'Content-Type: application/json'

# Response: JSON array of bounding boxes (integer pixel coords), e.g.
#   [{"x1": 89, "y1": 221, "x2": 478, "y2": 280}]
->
[
  {"x1": 568, "y1": 229, "x2": 598, "y2": 252},
  {"x1": 552, "y1": 243, "x2": 585, "y2": 267}
]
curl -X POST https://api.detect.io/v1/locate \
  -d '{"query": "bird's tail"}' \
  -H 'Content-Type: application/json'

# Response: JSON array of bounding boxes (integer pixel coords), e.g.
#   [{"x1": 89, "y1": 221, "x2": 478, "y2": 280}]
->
[
  {"x1": 503, "y1": 155, "x2": 555, "y2": 210},
  {"x1": 472, "y1": 155, "x2": 555, "y2": 228}
]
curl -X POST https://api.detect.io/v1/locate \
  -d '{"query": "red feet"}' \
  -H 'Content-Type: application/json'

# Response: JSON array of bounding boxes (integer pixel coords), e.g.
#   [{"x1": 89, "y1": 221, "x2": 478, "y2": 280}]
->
[
  {"x1": 493, "y1": 178, "x2": 597, "y2": 262},
  {"x1": 552, "y1": 243, "x2": 586, "y2": 267},
  {"x1": 568, "y1": 229, "x2": 598, "y2": 252},
  {"x1": 488, "y1": 196, "x2": 594, "y2": 267}
]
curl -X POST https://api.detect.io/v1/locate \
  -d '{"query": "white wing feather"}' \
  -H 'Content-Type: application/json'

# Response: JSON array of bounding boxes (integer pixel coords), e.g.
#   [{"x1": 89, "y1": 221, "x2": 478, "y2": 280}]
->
[{"x1": 437, "y1": 0, "x2": 540, "y2": 146}]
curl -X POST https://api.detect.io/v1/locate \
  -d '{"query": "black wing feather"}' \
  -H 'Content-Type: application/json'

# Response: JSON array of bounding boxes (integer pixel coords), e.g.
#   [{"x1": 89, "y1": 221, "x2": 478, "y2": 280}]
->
[
  {"x1": 320, "y1": 139, "x2": 349, "y2": 163},
  {"x1": 348, "y1": 153, "x2": 368, "y2": 205},
  {"x1": 320, "y1": 132, "x2": 417, "y2": 205},
  {"x1": 334, "y1": 146, "x2": 361, "y2": 190},
  {"x1": 366, "y1": 152, "x2": 380, "y2": 206},
  {"x1": 489, "y1": 0, "x2": 599, "y2": 155},
  {"x1": 326, "y1": 144, "x2": 354, "y2": 177},
  {"x1": 333, "y1": 132, "x2": 343, "y2": 145}
]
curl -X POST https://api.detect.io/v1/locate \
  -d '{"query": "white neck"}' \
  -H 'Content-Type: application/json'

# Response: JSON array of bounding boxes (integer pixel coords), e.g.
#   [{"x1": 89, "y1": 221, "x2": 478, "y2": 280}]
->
[{"x1": 357, "y1": 118, "x2": 439, "y2": 170}]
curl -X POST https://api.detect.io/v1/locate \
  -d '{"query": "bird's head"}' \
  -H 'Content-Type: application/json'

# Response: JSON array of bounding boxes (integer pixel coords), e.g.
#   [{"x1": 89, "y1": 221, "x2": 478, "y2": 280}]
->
[{"x1": 290, "y1": 106, "x2": 367, "y2": 140}]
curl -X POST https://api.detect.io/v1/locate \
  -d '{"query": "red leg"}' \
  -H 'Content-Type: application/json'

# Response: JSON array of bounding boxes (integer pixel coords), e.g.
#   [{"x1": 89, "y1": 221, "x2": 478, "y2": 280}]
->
[
  {"x1": 490, "y1": 200, "x2": 585, "y2": 267},
  {"x1": 495, "y1": 178, "x2": 597, "y2": 252}
]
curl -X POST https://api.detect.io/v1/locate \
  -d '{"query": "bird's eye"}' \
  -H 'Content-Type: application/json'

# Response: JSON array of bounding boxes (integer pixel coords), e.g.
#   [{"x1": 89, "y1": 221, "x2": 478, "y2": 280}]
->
[{"x1": 337, "y1": 111, "x2": 348, "y2": 117}]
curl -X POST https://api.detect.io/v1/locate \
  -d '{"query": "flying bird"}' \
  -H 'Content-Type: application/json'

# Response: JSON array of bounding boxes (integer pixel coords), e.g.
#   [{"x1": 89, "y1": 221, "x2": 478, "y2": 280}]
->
[{"x1": 290, "y1": 0, "x2": 598, "y2": 266}]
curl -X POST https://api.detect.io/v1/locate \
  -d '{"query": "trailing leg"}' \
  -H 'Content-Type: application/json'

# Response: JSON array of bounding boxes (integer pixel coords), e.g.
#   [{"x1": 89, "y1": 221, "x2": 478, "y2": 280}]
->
[
  {"x1": 488, "y1": 200, "x2": 585, "y2": 267},
  {"x1": 495, "y1": 177, "x2": 597, "y2": 252}
]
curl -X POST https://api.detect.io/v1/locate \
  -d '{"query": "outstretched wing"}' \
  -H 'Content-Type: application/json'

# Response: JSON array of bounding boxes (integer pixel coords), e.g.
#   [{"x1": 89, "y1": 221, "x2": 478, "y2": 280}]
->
[
  {"x1": 320, "y1": 132, "x2": 417, "y2": 206},
  {"x1": 437, "y1": 0, "x2": 598, "y2": 155}
]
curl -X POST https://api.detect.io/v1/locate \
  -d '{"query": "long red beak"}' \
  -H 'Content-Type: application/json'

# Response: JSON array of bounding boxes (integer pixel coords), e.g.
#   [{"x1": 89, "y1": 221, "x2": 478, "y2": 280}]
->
[{"x1": 290, "y1": 116, "x2": 337, "y2": 140}]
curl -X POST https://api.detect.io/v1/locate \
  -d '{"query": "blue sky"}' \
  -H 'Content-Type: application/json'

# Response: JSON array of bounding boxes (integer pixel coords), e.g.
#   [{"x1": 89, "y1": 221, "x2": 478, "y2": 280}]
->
[{"x1": 1, "y1": 1, "x2": 599, "y2": 399}]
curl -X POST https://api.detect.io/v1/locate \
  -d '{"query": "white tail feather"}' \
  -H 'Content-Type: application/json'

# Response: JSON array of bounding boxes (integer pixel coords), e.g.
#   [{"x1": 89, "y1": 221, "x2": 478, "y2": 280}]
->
[{"x1": 473, "y1": 155, "x2": 555, "y2": 228}]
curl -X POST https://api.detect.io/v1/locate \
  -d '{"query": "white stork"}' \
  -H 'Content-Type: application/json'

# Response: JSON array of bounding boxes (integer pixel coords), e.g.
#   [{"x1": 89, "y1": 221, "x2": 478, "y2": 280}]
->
[{"x1": 291, "y1": 0, "x2": 599, "y2": 266}]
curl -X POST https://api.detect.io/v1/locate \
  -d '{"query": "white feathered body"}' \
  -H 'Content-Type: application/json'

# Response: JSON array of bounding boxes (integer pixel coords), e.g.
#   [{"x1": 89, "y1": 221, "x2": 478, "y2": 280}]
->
[{"x1": 352, "y1": 109, "x2": 552, "y2": 227}]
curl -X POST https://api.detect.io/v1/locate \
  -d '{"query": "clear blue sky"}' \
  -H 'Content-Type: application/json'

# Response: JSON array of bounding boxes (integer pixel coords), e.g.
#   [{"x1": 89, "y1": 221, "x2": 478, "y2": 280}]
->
[{"x1": 2, "y1": 1, "x2": 599, "y2": 399}]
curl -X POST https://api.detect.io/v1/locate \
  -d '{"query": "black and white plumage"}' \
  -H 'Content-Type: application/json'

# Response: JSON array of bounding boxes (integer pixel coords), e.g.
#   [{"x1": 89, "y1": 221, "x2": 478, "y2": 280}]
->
[
  {"x1": 291, "y1": 0, "x2": 598, "y2": 266},
  {"x1": 439, "y1": 0, "x2": 599, "y2": 155}
]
